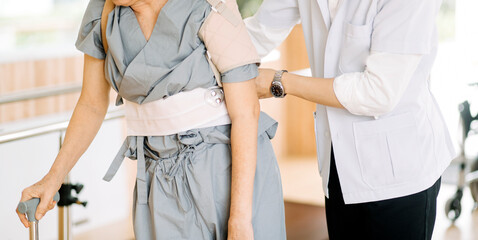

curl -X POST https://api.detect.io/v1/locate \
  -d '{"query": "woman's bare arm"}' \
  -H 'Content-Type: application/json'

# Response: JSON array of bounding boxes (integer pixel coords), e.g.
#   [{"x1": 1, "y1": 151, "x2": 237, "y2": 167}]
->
[
  {"x1": 222, "y1": 79, "x2": 260, "y2": 239},
  {"x1": 17, "y1": 54, "x2": 111, "y2": 226}
]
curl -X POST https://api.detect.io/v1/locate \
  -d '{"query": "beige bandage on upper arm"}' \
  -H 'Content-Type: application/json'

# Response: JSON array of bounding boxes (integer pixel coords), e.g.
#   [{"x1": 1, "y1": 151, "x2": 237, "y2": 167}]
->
[{"x1": 199, "y1": 0, "x2": 261, "y2": 85}]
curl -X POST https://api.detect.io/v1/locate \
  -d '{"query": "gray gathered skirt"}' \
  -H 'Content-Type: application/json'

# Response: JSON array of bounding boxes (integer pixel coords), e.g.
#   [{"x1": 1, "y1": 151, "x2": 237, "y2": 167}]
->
[{"x1": 104, "y1": 113, "x2": 286, "y2": 239}]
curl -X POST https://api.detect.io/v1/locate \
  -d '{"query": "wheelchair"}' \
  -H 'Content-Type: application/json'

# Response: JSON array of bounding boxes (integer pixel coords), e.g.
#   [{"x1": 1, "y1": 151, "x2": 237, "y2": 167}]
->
[{"x1": 445, "y1": 83, "x2": 478, "y2": 221}]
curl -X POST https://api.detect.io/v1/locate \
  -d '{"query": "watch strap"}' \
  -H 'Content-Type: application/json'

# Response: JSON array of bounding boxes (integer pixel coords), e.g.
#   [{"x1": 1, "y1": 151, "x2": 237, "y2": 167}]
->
[{"x1": 273, "y1": 70, "x2": 288, "y2": 83}]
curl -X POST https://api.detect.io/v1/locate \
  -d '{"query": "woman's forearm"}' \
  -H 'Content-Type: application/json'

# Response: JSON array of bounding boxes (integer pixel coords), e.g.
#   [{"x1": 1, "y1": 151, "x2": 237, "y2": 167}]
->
[
  {"x1": 229, "y1": 115, "x2": 259, "y2": 220},
  {"x1": 47, "y1": 98, "x2": 109, "y2": 182},
  {"x1": 47, "y1": 54, "x2": 111, "y2": 183},
  {"x1": 222, "y1": 79, "x2": 260, "y2": 221},
  {"x1": 282, "y1": 72, "x2": 344, "y2": 108}
]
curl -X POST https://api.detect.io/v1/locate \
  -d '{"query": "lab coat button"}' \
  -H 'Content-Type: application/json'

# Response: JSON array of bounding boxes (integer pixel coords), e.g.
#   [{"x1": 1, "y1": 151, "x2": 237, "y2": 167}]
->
[{"x1": 324, "y1": 132, "x2": 330, "y2": 138}]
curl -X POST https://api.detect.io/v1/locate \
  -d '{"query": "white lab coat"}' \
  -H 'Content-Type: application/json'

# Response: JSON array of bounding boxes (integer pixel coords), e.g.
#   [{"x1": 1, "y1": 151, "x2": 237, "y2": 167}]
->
[{"x1": 246, "y1": 0, "x2": 456, "y2": 204}]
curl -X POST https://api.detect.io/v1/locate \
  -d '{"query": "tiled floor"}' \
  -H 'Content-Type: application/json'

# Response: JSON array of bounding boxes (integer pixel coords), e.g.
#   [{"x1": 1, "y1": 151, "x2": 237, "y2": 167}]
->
[
  {"x1": 278, "y1": 158, "x2": 478, "y2": 240},
  {"x1": 434, "y1": 184, "x2": 478, "y2": 240},
  {"x1": 75, "y1": 158, "x2": 478, "y2": 240},
  {"x1": 284, "y1": 202, "x2": 328, "y2": 240},
  {"x1": 74, "y1": 202, "x2": 328, "y2": 240}
]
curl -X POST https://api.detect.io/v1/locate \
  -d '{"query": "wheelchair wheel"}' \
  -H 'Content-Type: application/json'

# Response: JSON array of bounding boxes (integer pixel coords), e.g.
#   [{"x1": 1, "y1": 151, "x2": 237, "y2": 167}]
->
[
  {"x1": 470, "y1": 158, "x2": 478, "y2": 204},
  {"x1": 445, "y1": 190, "x2": 463, "y2": 221}
]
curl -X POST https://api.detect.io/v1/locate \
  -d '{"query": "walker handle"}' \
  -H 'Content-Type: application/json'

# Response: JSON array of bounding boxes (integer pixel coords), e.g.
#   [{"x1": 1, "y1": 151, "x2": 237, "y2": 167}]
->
[{"x1": 17, "y1": 192, "x2": 60, "y2": 222}]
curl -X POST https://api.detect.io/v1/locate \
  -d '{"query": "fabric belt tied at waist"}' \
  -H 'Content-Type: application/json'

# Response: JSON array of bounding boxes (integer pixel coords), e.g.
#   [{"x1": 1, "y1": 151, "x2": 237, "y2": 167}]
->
[
  {"x1": 103, "y1": 88, "x2": 232, "y2": 205},
  {"x1": 159, "y1": 136, "x2": 197, "y2": 212},
  {"x1": 124, "y1": 87, "x2": 231, "y2": 136},
  {"x1": 103, "y1": 128, "x2": 230, "y2": 206},
  {"x1": 103, "y1": 136, "x2": 149, "y2": 204}
]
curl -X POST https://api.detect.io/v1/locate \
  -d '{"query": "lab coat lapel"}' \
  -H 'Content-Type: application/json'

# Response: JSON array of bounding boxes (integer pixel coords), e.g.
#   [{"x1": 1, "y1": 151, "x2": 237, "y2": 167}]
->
[
  {"x1": 316, "y1": 0, "x2": 331, "y2": 29},
  {"x1": 323, "y1": 0, "x2": 347, "y2": 78},
  {"x1": 328, "y1": 0, "x2": 347, "y2": 36}
]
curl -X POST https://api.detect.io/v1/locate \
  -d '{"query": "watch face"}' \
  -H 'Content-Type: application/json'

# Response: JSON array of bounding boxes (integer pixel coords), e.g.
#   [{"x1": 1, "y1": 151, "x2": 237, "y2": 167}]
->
[{"x1": 270, "y1": 83, "x2": 284, "y2": 97}]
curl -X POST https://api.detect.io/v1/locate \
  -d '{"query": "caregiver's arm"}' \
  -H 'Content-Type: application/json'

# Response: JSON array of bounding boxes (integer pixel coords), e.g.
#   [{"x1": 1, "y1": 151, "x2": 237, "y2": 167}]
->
[
  {"x1": 244, "y1": 0, "x2": 300, "y2": 57},
  {"x1": 222, "y1": 78, "x2": 260, "y2": 240},
  {"x1": 257, "y1": 52, "x2": 422, "y2": 117},
  {"x1": 17, "y1": 54, "x2": 110, "y2": 227}
]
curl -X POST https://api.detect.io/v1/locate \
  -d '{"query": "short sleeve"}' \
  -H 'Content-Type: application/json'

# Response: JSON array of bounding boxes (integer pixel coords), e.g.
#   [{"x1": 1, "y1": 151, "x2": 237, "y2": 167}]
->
[
  {"x1": 221, "y1": 63, "x2": 258, "y2": 83},
  {"x1": 371, "y1": 0, "x2": 440, "y2": 54},
  {"x1": 255, "y1": 0, "x2": 300, "y2": 29},
  {"x1": 75, "y1": 0, "x2": 106, "y2": 59}
]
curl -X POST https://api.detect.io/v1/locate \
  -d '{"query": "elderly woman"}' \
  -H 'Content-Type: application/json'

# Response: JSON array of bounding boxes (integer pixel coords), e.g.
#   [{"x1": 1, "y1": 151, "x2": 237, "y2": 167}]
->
[{"x1": 17, "y1": 0, "x2": 286, "y2": 239}]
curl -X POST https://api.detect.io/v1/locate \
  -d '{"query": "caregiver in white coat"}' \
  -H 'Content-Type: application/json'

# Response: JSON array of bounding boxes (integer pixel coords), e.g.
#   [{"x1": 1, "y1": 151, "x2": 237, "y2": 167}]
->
[{"x1": 245, "y1": 0, "x2": 456, "y2": 239}]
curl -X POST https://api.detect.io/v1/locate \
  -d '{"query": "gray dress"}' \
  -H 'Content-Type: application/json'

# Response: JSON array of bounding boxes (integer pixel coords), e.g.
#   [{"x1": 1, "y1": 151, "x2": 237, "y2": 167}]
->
[{"x1": 76, "y1": 0, "x2": 286, "y2": 239}]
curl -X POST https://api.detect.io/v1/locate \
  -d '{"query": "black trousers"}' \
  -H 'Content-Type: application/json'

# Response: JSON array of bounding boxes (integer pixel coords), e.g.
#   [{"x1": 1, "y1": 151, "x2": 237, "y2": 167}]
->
[{"x1": 325, "y1": 151, "x2": 441, "y2": 240}]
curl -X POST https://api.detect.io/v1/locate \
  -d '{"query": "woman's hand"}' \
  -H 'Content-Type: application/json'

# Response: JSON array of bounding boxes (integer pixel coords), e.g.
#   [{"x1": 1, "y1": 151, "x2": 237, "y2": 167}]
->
[
  {"x1": 16, "y1": 175, "x2": 62, "y2": 227},
  {"x1": 227, "y1": 218, "x2": 254, "y2": 240},
  {"x1": 255, "y1": 68, "x2": 276, "y2": 99}
]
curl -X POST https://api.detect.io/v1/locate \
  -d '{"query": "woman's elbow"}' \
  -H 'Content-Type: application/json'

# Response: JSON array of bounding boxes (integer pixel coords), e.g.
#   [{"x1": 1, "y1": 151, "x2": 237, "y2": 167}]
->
[
  {"x1": 373, "y1": 104, "x2": 395, "y2": 116},
  {"x1": 370, "y1": 98, "x2": 399, "y2": 116},
  {"x1": 348, "y1": 95, "x2": 399, "y2": 117},
  {"x1": 229, "y1": 101, "x2": 260, "y2": 122},
  {"x1": 77, "y1": 90, "x2": 110, "y2": 115}
]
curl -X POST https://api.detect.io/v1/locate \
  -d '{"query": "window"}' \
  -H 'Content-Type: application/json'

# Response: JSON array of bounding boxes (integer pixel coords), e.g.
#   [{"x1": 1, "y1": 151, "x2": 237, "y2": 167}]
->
[{"x1": 0, "y1": 0, "x2": 89, "y2": 62}]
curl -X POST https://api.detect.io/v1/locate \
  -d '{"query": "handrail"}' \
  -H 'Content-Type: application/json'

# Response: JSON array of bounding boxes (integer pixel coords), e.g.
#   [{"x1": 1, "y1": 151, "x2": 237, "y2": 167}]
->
[
  {"x1": 0, "y1": 83, "x2": 82, "y2": 105},
  {"x1": 0, "y1": 80, "x2": 121, "y2": 240},
  {"x1": 0, "y1": 108, "x2": 124, "y2": 144}
]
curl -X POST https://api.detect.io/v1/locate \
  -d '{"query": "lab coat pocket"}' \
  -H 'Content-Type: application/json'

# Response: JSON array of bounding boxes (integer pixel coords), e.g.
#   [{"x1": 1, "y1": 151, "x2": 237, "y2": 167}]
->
[
  {"x1": 353, "y1": 112, "x2": 421, "y2": 189},
  {"x1": 385, "y1": 119, "x2": 422, "y2": 181},
  {"x1": 339, "y1": 22, "x2": 373, "y2": 73}
]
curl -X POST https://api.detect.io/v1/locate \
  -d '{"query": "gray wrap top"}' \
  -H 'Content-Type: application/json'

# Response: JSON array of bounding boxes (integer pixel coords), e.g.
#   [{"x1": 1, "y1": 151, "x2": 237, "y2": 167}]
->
[
  {"x1": 74, "y1": 0, "x2": 279, "y2": 208},
  {"x1": 75, "y1": 0, "x2": 259, "y2": 105}
]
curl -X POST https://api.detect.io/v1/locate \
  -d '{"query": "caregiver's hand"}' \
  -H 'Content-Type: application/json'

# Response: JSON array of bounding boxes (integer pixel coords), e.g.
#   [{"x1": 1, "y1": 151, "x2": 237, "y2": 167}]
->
[
  {"x1": 16, "y1": 175, "x2": 62, "y2": 227},
  {"x1": 255, "y1": 68, "x2": 276, "y2": 99}
]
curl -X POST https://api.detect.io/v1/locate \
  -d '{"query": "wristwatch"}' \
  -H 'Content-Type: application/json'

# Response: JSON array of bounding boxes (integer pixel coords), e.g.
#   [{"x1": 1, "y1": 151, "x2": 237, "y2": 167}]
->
[{"x1": 270, "y1": 70, "x2": 288, "y2": 98}]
